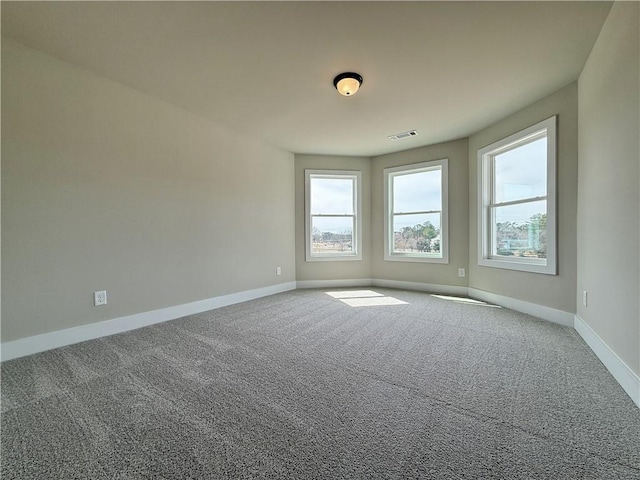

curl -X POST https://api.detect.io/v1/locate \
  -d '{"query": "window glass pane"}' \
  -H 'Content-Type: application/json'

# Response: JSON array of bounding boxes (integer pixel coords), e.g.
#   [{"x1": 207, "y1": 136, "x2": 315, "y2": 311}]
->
[
  {"x1": 494, "y1": 136, "x2": 547, "y2": 203},
  {"x1": 392, "y1": 169, "x2": 441, "y2": 213},
  {"x1": 311, "y1": 177, "x2": 353, "y2": 214},
  {"x1": 492, "y1": 200, "x2": 547, "y2": 259},
  {"x1": 311, "y1": 216, "x2": 354, "y2": 254},
  {"x1": 392, "y1": 212, "x2": 441, "y2": 254}
]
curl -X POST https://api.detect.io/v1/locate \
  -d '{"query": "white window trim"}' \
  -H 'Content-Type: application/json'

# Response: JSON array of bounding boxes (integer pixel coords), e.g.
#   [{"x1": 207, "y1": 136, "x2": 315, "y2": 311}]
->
[
  {"x1": 305, "y1": 169, "x2": 362, "y2": 262},
  {"x1": 384, "y1": 159, "x2": 449, "y2": 264},
  {"x1": 477, "y1": 116, "x2": 557, "y2": 275}
]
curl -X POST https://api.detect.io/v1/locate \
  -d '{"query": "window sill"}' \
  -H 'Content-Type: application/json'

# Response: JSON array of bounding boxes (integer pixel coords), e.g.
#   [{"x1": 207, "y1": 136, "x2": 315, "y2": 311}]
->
[
  {"x1": 478, "y1": 257, "x2": 556, "y2": 275},
  {"x1": 384, "y1": 254, "x2": 448, "y2": 264},
  {"x1": 306, "y1": 254, "x2": 362, "y2": 262}
]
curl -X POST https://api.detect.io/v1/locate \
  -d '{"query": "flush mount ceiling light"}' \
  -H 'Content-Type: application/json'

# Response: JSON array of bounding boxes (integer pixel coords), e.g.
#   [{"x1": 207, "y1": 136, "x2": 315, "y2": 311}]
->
[{"x1": 333, "y1": 72, "x2": 363, "y2": 96}]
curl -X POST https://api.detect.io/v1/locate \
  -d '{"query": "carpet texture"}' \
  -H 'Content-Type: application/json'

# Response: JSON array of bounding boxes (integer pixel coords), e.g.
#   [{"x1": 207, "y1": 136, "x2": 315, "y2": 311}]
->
[{"x1": 2, "y1": 288, "x2": 639, "y2": 479}]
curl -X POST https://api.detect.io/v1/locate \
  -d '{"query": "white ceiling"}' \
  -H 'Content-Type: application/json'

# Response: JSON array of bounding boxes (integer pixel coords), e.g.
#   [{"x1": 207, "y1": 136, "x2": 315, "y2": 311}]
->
[{"x1": 1, "y1": 1, "x2": 612, "y2": 157}]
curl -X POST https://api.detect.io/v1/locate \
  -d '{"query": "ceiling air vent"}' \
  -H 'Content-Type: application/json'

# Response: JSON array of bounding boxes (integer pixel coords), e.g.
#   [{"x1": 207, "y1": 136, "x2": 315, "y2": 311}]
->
[{"x1": 388, "y1": 130, "x2": 418, "y2": 141}]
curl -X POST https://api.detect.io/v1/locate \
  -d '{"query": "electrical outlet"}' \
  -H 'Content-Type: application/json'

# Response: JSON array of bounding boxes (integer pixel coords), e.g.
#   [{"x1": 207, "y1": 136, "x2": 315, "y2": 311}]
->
[
  {"x1": 94, "y1": 290, "x2": 107, "y2": 306},
  {"x1": 582, "y1": 290, "x2": 588, "y2": 307},
  {"x1": 276, "y1": 266, "x2": 282, "y2": 276},
  {"x1": 458, "y1": 268, "x2": 466, "y2": 278}
]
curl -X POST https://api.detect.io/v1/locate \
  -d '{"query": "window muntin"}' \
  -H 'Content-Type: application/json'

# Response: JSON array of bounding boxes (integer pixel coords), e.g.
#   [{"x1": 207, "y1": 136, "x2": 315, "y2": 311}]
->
[
  {"x1": 478, "y1": 116, "x2": 557, "y2": 274},
  {"x1": 384, "y1": 159, "x2": 449, "y2": 263},
  {"x1": 305, "y1": 170, "x2": 361, "y2": 261}
]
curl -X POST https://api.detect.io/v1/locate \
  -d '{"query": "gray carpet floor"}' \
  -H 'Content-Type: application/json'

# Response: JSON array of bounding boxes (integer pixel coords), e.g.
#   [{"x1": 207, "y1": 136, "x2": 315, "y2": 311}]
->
[{"x1": 2, "y1": 288, "x2": 639, "y2": 479}]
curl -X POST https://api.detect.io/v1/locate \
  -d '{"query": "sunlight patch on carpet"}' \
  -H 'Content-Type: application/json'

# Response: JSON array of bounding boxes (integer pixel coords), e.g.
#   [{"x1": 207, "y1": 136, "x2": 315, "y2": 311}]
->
[
  {"x1": 325, "y1": 290, "x2": 384, "y2": 299},
  {"x1": 326, "y1": 290, "x2": 408, "y2": 307},
  {"x1": 431, "y1": 294, "x2": 501, "y2": 308}
]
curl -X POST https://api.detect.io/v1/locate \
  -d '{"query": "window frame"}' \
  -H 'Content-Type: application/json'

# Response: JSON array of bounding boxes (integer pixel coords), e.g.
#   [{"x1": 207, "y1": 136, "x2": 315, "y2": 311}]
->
[
  {"x1": 477, "y1": 116, "x2": 557, "y2": 275},
  {"x1": 383, "y1": 159, "x2": 449, "y2": 263},
  {"x1": 305, "y1": 169, "x2": 362, "y2": 262}
]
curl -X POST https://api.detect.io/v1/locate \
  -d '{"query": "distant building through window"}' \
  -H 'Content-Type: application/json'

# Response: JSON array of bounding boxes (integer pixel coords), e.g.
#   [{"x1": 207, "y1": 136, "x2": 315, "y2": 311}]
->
[
  {"x1": 305, "y1": 170, "x2": 362, "y2": 261},
  {"x1": 477, "y1": 116, "x2": 557, "y2": 275},
  {"x1": 384, "y1": 159, "x2": 449, "y2": 263}
]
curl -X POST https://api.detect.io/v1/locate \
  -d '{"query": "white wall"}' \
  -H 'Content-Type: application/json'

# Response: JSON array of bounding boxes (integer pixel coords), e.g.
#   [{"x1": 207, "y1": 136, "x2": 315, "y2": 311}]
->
[
  {"x1": 577, "y1": 2, "x2": 639, "y2": 376},
  {"x1": 1, "y1": 39, "x2": 296, "y2": 342},
  {"x1": 468, "y1": 84, "x2": 578, "y2": 314}
]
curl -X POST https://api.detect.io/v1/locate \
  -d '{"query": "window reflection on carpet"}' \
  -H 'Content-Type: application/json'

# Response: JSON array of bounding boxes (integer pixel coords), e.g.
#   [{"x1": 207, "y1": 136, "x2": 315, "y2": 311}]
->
[
  {"x1": 431, "y1": 294, "x2": 501, "y2": 308},
  {"x1": 325, "y1": 290, "x2": 408, "y2": 307}
]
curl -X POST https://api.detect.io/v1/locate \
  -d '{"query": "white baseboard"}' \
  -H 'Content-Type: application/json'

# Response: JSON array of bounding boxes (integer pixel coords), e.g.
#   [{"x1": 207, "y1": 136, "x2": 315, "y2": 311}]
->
[
  {"x1": 0, "y1": 282, "x2": 297, "y2": 362},
  {"x1": 468, "y1": 287, "x2": 574, "y2": 327},
  {"x1": 296, "y1": 278, "x2": 467, "y2": 297},
  {"x1": 296, "y1": 280, "x2": 571, "y2": 326},
  {"x1": 574, "y1": 315, "x2": 640, "y2": 408},
  {"x1": 296, "y1": 278, "x2": 372, "y2": 289},
  {"x1": 4, "y1": 279, "x2": 637, "y2": 409},
  {"x1": 372, "y1": 278, "x2": 469, "y2": 296}
]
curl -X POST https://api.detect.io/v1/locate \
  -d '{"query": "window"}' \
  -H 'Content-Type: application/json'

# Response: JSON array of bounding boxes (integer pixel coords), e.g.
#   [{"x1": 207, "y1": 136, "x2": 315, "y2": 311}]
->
[
  {"x1": 477, "y1": 116, "x2": 557, "y2": 274},
  {"x1": 305, "y1": 170, "x2": 362, "y2": 261},
  {"x1": 384, "y1": 159, "x2": 449, "y2": 263}
]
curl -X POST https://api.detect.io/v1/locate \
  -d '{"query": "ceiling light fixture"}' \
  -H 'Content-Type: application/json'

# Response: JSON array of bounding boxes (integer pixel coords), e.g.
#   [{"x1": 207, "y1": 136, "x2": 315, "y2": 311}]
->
[{"x1": 333, "y1": 72, "x2": 363, "y2": 97}]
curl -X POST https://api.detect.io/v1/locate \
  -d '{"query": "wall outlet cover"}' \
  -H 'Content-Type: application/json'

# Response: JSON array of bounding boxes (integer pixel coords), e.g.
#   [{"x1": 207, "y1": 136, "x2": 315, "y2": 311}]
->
[{"x1": 94, "y1": 290, "x2": 107, "y2": 306}]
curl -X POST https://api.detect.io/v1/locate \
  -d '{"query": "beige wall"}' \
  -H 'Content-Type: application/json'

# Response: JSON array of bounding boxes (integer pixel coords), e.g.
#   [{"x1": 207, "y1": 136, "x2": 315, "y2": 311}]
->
[
  {"x1": 468, "y1": 84, "x2": 578, "y2": 313},
  {"x1": 294, "y1": 155, "x2": 372, "y2": 282},
  {"x1": 371, "y1": 139, "x2": 469, "y2": 287},
  {"x1": 1, "y1": 39, "x2": 296, "y2": 342},
  {"x1": 577, "y1": 3, "x2": 639, "y2": 374},
  {"x1": 4, "y1": 4, "x2": 638, "y2": 383}
]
